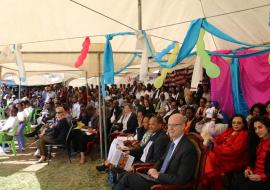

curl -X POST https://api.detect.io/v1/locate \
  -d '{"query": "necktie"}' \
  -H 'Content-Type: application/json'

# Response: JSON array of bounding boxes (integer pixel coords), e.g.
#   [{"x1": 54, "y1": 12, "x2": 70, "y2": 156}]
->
[{"x1": 160, "y1": 142, "x2": 175, "y2": 173}]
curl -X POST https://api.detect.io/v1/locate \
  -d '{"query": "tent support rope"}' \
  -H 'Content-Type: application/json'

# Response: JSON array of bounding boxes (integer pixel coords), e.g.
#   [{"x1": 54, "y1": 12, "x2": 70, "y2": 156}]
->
[
  {"x1": 145, "y1": 3, "x2": 270, "y2": 31},
  {"x1": 70, "y1": 0, "x2": 137, "y2": 31}
]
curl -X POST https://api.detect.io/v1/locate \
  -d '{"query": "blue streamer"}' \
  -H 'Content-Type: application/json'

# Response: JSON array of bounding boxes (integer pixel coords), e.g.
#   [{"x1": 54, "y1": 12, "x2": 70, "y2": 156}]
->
[
  {"x1": 104, "y1": 35, "x2": 114, "y2": 84},
  {"x1": 187, "y1": 48, "x2": 270, "y2": 58},
  {"x1": 102, "y1": 32, "x2": 135, "y2": 96},
  {"x1": 207, "y1": 48, "x2": 270, "y2": 58},
  {"x1": 229, "y1": 51, "x2": 249, "y2": 117},
  {"x1": 143, "y1": 18, "x2": 270, "y2": 70},
  {"x1": 115, "y1": 52, "x2": 138, "y2": 75},
  {"x1": 101, "y1": 18, "x2": 270, "y2": 97},
  {"x1": 144, "y1": 19, "x2": 203, "y2": 68},
  {"x1": 155, "y1": 41, "x2": 177, "y2": 60},
  {"x1": 202, "y1": 18, "x2": 270, "y2": 48}
]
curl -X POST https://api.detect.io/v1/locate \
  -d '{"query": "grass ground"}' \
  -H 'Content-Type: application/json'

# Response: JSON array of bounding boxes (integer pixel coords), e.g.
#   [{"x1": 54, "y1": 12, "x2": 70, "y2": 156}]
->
[{"x1": 0, "y1": 141, "x2": 110, "y2": 190}]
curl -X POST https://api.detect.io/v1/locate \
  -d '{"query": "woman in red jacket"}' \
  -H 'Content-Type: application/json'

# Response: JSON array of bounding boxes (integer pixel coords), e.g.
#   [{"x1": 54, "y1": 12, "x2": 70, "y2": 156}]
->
[
  {"x1": 202, "y1": 114, "x2": 249, "y2": 190},
  {"x1": 238, "y1": 116, "x2": 270, "y2": 190}
]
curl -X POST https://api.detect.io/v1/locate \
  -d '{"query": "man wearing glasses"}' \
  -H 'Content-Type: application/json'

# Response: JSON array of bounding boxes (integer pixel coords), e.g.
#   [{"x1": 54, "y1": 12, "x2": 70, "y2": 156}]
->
[
  {"x1": 113, "y1": 114, "x2": 197, "y2": 190},
  {"x1": 36, "y1": 107, "x2": 70, "y2": 163}
]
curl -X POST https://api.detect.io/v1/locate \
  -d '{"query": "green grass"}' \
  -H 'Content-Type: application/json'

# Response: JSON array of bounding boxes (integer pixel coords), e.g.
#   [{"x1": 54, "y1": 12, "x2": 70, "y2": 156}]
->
[{"x1": 0, "y1": 142, "x2": 110, "y2": 190}]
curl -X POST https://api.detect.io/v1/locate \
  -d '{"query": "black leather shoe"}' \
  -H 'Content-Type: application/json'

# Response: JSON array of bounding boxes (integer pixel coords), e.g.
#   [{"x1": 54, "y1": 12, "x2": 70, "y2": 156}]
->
[{"x1": 96, "y1": 164, "x2": 108, "y2": 172}]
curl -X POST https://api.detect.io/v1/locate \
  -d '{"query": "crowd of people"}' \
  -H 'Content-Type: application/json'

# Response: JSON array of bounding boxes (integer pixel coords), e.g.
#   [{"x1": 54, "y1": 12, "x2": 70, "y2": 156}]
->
[{"x1": 0, "y1": 80, "x2": 269, "y2": 190}]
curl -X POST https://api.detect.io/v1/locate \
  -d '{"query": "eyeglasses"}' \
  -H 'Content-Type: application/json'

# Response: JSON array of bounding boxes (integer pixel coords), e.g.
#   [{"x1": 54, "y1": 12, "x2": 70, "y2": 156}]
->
[
  {"x1": 167, "y1": 123, "x2": 183, "y2": 128},
  {"x1": 56, "y1": 112, "x2": 63, "y2": 114},
  {"x1": 232, "y1": 121, "x2": 242, "y2": 125}
]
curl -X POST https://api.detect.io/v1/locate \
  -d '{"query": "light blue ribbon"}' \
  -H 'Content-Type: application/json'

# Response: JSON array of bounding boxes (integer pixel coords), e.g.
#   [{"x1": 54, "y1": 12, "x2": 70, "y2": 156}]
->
[
  {"x1": 188, "y1": 48, "x2": 270, "y2": 59},
  {"x1": 144, "y1": 18, "x2": 202, "y2": 68},
  {"x1": 104, "y1": 35, "x2": 114, "y2": 84},
  {"x1": 143, "y1": 18, "x2": 270, "y2": 69},
  {"x1": 115, "y1": 52, "x2": 139, "y2": 75},
  {"x1": 208, "y1": 48, "x2": 270, "y2": 58},
  {"x1": 100, "y1": 52, "x2": 139, "y2": 96},
  {"x1": 155, "y1": 41, "x2": 177, "y2": 61},
  {"x1": 229, "y1": 50, "x2": 249, "y2": 117},
  {"x1": 202, "y1": 18, "x2": 270, "y2": 48},
  {"x1": 101, "y1": 18, "x2": 270, "y2": 97},
  {"x1": 102, "y1": 32, "x2": 135, "y2": 96}
]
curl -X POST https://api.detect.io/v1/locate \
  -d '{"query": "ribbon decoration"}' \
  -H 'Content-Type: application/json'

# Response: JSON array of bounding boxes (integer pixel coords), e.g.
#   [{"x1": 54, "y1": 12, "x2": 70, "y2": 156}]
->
[
  {"x1": 140, "y1": 33, "x2": 155, "y2": 82},
  {"x1": 191, "y1": 55, "x2": 203, "y2": 91},
  {"x1": 196, "y1": 29, "x2": 220, "y2": 78},
  {"x1": 229, "y1": 50, "x2": 249, "y2": 117},
  {"x1": 135, "y1": 31, "x2": 145, "y2": 51},
  {"x1": 144, "y1": 19, "x2": 202, "y2": 68},
  {"x1": 154, "y1": 43, "x2": 180, "y2": 89},
  {"x1": 104, "y1": 34, "x2": 114, "y2": 85},
  {"x1": 99, "y1": 52, "x2": 139, "y2": 96},
  {"x1": 115, "y1": 52, "x2": 139, "y2": 75},
  {"x1": 102, "y1": 32, "x2": 135, "y2": 96},
  {"x1": 74, "y1": 37, "x2": 91, "y2": 68},
  {"x1": 14, "y1": 44, "x2": 26, "y2": 82},
  {"x1": 144, "y1": 18, "x2": 270, "y2": 70}
]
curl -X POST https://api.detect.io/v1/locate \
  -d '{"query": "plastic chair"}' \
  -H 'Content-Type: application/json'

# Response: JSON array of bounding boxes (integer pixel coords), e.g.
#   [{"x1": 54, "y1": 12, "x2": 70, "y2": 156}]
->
[
  {"x1": 0, "y1": 107, "x2": 6, "y2": 119},
  {"x1": 46, "y1": 125, "x2": 73, "y2": 165},
  {"x1": 24, "y1": 111, "x2": 34, "y2": 134},
  {"x1": 33, "y1": 108, "x2": 42, "y2": 124},
  {"x1": 0, "y1": 130, "x2": 17, "y2": 156}
]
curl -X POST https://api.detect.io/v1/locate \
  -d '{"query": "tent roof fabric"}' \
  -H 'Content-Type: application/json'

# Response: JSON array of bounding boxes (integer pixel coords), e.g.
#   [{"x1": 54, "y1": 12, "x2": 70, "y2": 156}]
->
[{"x1": 0, "y1": 0, "x2": 270, "y2": 85}]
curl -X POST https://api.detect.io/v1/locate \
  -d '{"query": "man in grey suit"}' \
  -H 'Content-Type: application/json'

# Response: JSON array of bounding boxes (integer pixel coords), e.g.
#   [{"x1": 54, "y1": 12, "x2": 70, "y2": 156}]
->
[{"x1": 113, "y1": 113, "x2": 197, "y2": 190}]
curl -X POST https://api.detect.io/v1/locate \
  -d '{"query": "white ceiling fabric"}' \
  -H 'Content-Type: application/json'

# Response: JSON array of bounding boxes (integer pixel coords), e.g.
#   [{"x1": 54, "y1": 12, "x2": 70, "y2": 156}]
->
[{"x1": 0, "y1": 0, "x2": 269, "y2": 85}]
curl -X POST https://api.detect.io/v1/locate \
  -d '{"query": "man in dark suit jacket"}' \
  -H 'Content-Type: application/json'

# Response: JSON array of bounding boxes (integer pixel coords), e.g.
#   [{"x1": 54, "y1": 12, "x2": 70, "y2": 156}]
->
[
  {"x1": 107, "y1": 100, "x2": 122, "y2": 132},
  {"x1": 122, "y1": 111, "x2": 138, "y2": 134},
  {"x1": 129, "y1": 116, "x2": 169, "y2": 163},
  {"x1": 113, "y1": 114, "x2": 197, "y2": 190},
  {"x1": 109, "y1": 100, "x2": 122, "y2": 123}
]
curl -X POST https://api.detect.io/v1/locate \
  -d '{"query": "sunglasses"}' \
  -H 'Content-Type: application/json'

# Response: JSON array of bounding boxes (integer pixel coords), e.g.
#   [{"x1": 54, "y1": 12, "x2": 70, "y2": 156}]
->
[{"x1": 56, "y1": 112, "x2": 63, "y2": 114}]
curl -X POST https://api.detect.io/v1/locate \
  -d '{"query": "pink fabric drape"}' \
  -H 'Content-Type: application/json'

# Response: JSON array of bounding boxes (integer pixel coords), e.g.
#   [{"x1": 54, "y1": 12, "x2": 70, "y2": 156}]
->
[
  {"x1": 238, "y1": 50, "x2": 270, "y2": 107},
  {"x1": 210, "y1": 50, "x2": 234, "y2": 118}
]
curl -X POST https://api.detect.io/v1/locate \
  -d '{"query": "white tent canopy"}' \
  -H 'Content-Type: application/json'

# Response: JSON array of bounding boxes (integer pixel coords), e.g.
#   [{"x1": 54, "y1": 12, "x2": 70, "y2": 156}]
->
[{"x1": 0, "y1": 0, "x2": 270, "y2": 85}]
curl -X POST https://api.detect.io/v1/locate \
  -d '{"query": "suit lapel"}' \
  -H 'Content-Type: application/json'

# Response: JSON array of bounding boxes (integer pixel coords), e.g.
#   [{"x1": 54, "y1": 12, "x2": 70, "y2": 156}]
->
[
  {"x1": 150, "y1": 130, "x2": 161, "y2": 141},
  {"x1": 167, "y1": 136, "x2": 186, "y2": 166},
  {"x1": 145, "y1": 130, "x2": 162, "y2": 161}
]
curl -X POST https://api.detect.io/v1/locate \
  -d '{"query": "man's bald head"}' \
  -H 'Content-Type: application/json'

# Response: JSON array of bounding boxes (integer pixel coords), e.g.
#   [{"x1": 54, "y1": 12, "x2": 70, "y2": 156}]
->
[{"x1": 167, "y1": 114, "x2": 187, "y2": 140}]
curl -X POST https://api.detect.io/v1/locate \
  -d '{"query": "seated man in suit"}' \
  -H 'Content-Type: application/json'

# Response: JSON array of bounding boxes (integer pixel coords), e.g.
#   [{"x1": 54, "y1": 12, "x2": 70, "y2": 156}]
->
[
  {"x1": 128, "y1": 115, "x2": 170, "y2": 163},
  {"x1": 35, "y1": 106, "x2": 70, "y2": 163},
  {"x1": 96, "y1": 115, "x2": 169, "y2": 171},
  {"x1": 113, "y1": 113, "x2": 197, "y2": 190}
]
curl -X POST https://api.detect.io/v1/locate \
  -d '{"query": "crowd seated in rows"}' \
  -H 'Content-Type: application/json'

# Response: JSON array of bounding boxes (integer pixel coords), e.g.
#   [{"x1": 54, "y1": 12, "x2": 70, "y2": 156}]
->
[{"x1": 0, "y1": 81, "x2": 269, "y2": 190}]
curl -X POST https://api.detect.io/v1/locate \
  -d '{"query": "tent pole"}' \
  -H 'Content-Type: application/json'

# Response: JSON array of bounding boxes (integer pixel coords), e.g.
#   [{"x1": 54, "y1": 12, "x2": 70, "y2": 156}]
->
[
  {"x1": 19, "y1": 79, "x2": 21, "y2": 99},
  {"x1": 98, "y1": 53, "x2": 103, "y2": 160},
  {"x1": 85, "y1": 71, "x2": 88, "y2": 86},
  {"x1": 102, "y1": 90, "x2": 108, "y2": 158},
  {"x1": 85, "y1": 71, "x2": 90, "y2": 99},
  {"x1": 138, "y1": 0, "x2": 142, "y2": 30}
]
